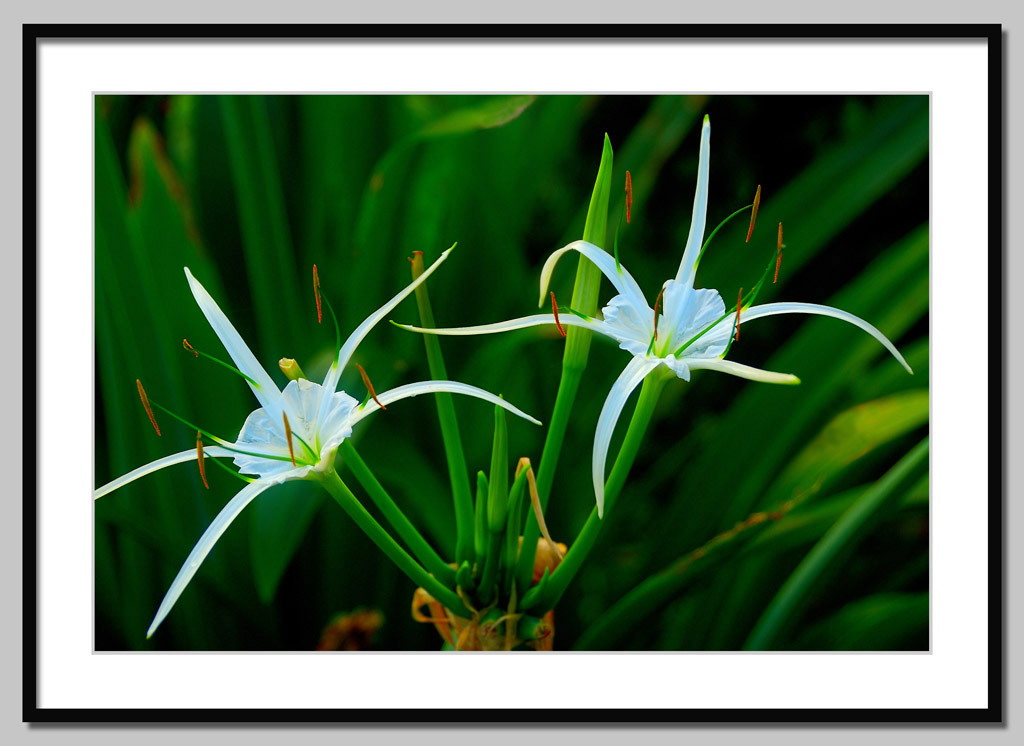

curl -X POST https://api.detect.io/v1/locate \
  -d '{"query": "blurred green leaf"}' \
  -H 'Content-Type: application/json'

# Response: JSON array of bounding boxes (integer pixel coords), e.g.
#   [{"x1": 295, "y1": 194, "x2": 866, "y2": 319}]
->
[
  {"x1": 765, "y1": 389, "x2": 928, "y2": 507},
  {"x1": 421, "y1": 95, "x2": 536, "y2": 136},
  {"x1": 792, "y1": 592, "x2": 928, "y2": 651},
  {"x1": 250, "y1": 482, "x2": 325, "y2": 604},
  {"x1": 744, "y1": 438, "x2": 928, "y2": 650},
  {"x1": 219, "y1": 96, "x2": 304, "y2": 356}
]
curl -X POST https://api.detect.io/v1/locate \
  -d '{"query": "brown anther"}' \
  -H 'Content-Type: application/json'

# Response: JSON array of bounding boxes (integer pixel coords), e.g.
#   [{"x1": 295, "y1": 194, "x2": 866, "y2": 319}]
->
[
  {"x1": 735, "y1": 288, "x2": 743, "y2": 341},
  {"x1": 182, "y1": 339, "x2": 198, "y2": 358},
  {"x1": 136, "y1": 379, "x2": 161, "y2": 436},
  {"x1": 746, "y1": 184, "x2": 761, "y2": 243},
  {"x1": 196, "y1": 430, "x2": 209, "y2": 489},
  {"x1": 652, "y1": 286, "x2": 666, "y2": 342},
  {"x1": 774, "y1": 222, "x2": 783, "y2": 284},
  {"x1": 312, "y1": 264, "x2": 322, "y2": 324},
  {"x1": 550, "y1": 291, "x2": 566, "y2": 337},
  {"x1": 625, "y1": 170, "x2": 633, "y2": 224},
  {"x1": 356, "y1": 363, "x2": 386, "y2": 410},
  {"x1": 407, "y1": 250, "x2": 424, "y2": 267},
  {"x1": 282, "y1": 412, "x2": 297, "y2": 466}
]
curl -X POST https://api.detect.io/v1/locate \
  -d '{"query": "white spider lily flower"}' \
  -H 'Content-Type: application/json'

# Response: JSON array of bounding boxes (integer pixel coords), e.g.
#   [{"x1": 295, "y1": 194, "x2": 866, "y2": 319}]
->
[
  {"x1": 95, "y1": 249, "x2": 540, "y2": 637},
  {"x1": 396, "y1": 117, "x2": 912, "y2": 517}
]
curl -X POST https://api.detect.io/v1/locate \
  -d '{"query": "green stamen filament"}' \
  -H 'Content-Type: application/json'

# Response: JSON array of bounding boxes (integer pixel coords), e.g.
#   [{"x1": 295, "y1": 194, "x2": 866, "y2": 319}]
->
[
  {"x1": 319, "y1": 292, "x2": 342, "y2": 364},
  {"x1": 562, "y1": 305, "x2": 593, "y2": 322},
  {"x1": 207, "y1": 453, "x2": 255, "y2": 484},
  {"x1": 675, "y1": 241, "x2": 778, "y2": 358},
  {"x1": 695, "y1": 203, "x2": 754, "y2": 271},
  {"x1": 147, "y1": 398, "x2": 299, "y2": 465},
  {"x1": 182, "y1": 339, "x2": 260, "y2": 387}
]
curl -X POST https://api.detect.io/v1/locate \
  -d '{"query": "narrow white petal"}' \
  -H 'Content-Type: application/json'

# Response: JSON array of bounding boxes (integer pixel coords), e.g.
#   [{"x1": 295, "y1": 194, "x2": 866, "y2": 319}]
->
[
  {"x1": 686, "y1": 358, "x2": 800, "y2": 385},
  {"x1": 394, "y1": 312, "x2": 612, "y2": 338},
  {"x1": 332, "y1": 247, "x2": 453, "y2": 385},
  {"x1": 349, "y1": 380, "x2": 543, "y2": 427},
  {"x1": 733, "y1": 302, "x2": 914, "y2": 374},
  {"x1": 317, "y1": 248, "x2": 453, "y2": 429},
  {"x1": 146, "y1": 469, "x2": 308, "y2": 637},
  {"x1": 538, "y1": 240, "x2": 648, "y2": 312},
  {"x1": 184, "y1": 268, "x2": 285, "y2": 422},
  {"x1": 94, "y1": 446, "x2": 236, "y2": 500},
  {"x1": 592, "y1": 357, "x2": 660, "y2": 518},
  {"x1": 675, "y1": 115, "x2": 711, "y2": 286}
]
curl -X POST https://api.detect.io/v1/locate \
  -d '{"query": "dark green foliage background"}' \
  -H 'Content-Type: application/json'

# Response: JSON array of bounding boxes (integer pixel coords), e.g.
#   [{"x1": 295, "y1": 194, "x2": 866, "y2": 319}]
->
[{"x1": 94, "y1": 94, "x2": 928, "y2": 651}]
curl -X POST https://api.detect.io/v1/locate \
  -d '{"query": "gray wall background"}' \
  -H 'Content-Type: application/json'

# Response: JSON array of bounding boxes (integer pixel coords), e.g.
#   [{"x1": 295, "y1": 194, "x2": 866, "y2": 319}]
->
[{"x1": 3, "y1": 0, "x2": 1019, "y2": 741}]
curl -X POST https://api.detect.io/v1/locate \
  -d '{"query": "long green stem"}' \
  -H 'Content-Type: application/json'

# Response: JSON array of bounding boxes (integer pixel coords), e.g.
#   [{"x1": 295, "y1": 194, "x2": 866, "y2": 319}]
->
[
  {"x1": 410, "y1": 252, "x2": 475, "y2": 567},
  {"x1": 521, "y1": 369, "x2": 670, "y2": 612},
  {"x1": 339, "y1": 440, "x2": 456, "y2": 587},
  {"x1": 479, "y1": 404, "x2": 509, "y2": 605},
  {"x1": 319, "y1": 470, "x2": 468, "y2": 615},
  {"x1": 515, "y1": 135, "x2": 614, "y2": 592},
  {"x1": 474, "y1": 470, "x2": 488, "y2": 570},
  {"x1": 477, "y1": 532, "x2": 503, "y2": 606}
]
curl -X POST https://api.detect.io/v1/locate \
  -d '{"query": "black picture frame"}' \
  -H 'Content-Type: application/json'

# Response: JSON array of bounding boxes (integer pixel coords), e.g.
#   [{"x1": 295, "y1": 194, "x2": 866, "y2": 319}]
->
[{"x1": 23, "y1": 23, "x2": 1004, "y2": 724}]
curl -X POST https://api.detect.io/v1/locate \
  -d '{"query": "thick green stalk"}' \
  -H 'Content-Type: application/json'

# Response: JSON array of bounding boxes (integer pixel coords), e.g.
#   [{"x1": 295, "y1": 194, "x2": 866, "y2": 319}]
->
[
  {"x1": 479, "y1": 404, "x2": 509, "y2": 605},
  {"x1": 487, "y1": 404, "x2": 509, "y2": 532},
  {"x1": 319, "y1": 470, "x2": 468, "y2": 615},
  {"x1": 474, "y1": 471, "x2": 488, "y2": 570},
  {"x1": 410, "y1": 252, "x2": 475, "y2": 566},
  {"x1": 477, "y1": 534, "x2": 503, "y2": 607},
  {"x1": 521, "y1": 369, "x2": 670, "y2": 612},
  {"x1": 516, "y1": 135, "x2": 614, "y2": 592},
  {"x1": 339, "y1": 440, "x2": 456, "y2": 587},
  {"x1": 742, "y1": 438, "x2": 929, "y2": 650},
  {"x1": 503, "y1": 468, "x2": 531, "y2": 590}
]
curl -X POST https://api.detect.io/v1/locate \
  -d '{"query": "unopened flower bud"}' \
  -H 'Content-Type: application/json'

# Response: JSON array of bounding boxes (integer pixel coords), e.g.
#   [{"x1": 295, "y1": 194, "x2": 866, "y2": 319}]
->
[{"x1": 278, "y1": 358, "x2": 306, "y2": 381}]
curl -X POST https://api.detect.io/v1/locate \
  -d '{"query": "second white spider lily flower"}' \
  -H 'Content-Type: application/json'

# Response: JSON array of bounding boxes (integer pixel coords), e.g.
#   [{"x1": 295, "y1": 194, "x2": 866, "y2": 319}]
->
[
  {"x1": 396, "y1": 116, "x2": 912, "y2": 517},
  {"x1": 95, "y1": 249, "x2": 540, "y2": 637}
]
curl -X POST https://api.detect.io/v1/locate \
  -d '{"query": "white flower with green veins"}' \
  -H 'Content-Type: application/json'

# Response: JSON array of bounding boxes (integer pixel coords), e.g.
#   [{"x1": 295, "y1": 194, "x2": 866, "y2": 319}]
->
[
  {"x1": 95, "y1": 248, "x2": 539, "y2": 637},
  {"x1": 396, "y1": 116, "x2": 912, "y2": 517}
]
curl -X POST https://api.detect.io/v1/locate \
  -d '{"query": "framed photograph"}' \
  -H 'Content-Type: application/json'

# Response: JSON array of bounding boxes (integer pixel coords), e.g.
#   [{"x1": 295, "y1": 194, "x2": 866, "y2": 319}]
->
[{"x1": 26, "y1": 24, "x2": 1002, "y2": 721}]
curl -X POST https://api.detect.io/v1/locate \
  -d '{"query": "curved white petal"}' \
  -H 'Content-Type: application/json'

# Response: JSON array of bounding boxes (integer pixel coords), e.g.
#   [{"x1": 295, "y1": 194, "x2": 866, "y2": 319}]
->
[
  {"x1": 394, "y1": 312, "x2": 613, "y2": 338},
  {"x1": 686, "y1": 358, "x2": 801, "y2": 385},
  {"x1": 675, "y1": 115, "x2": 711, "y2": 287},
  {"x1": 94, "y1": 446, "x2": 236, "y2": 500},
  {"x1": 726, "y1": 302, "x2": 914, "y2": 374},
  {"x1": 538, "y1": 240, "x2": 648, "y2": 313},
  {"x1": 146, "y1": 468, "x2": 309, "y2": 638},
  {"x1": 184, "y1": 268, "x2": 285, "y2": 423},
  {"x1": 602, "y1": 294, "x2": 654, "y2": 345},
  {"x1": 592, "y1": 356, "x2": 660, "y2": 519},
  {"x1": 349, "y1": 380, "x2": 543, "y2": 428},
  {"x1": 321, "y1": 247, "x2": 453, "y2": 399}
]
